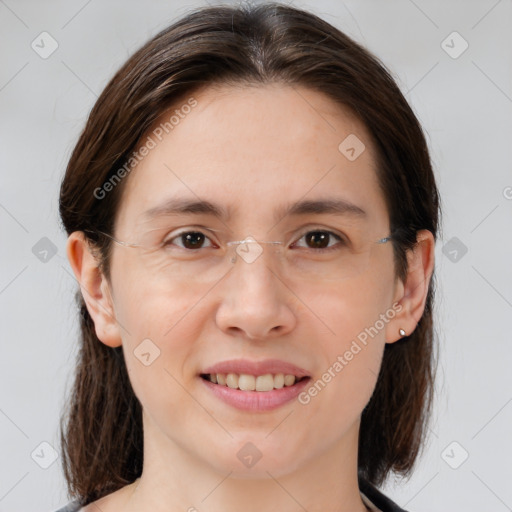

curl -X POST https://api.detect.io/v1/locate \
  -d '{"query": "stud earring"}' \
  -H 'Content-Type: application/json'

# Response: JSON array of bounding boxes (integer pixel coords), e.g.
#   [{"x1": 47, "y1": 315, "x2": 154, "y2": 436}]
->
[{"x1": 399, "y1": 328, "x2": 406, "y2": 336}]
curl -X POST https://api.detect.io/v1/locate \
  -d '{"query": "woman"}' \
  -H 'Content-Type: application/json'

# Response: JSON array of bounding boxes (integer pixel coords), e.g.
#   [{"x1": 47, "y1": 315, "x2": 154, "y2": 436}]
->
[{"x1": 55, "y1": 2, "x2": 440, "y2": 511}]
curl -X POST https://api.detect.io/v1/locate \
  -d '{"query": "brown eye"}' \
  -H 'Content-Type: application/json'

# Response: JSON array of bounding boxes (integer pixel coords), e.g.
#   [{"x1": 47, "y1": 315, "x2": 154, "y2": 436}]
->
[
  {"x1": 164, "y1": 231, "x2": 214, "y2": 250},
  {"x1": 305, "y1": 231, "x2": 330, "y2": 249},
  {"x1": 294, "y1": 230, "x2": 345, "y2": 252},
  {"x1": 182, "y1": 232, "x2": 206, "y2": 249}
]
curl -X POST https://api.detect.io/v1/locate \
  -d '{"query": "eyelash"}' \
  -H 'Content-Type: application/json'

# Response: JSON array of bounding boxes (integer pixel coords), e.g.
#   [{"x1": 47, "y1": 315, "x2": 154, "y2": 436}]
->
[{"x1": 161, "y1": 227, "x2": 347, "y2": 253}]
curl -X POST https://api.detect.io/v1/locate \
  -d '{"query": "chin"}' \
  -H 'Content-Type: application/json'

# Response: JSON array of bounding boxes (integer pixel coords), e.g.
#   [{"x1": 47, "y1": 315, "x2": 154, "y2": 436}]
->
[{"x1": 202, "y1": 436, "x2": 306, "y2": 479}]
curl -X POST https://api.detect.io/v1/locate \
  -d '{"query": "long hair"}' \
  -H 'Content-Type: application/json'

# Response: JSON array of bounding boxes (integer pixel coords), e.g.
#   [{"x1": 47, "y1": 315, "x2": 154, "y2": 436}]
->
[{"x1": 58, "y1": 2, "x2": 442, "y2": 504}]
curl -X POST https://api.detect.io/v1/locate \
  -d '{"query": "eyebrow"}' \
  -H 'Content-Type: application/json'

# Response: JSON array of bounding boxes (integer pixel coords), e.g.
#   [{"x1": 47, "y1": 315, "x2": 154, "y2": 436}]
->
[{"x1": 142, "y1": 196, "x2": 367, "y2": 222}]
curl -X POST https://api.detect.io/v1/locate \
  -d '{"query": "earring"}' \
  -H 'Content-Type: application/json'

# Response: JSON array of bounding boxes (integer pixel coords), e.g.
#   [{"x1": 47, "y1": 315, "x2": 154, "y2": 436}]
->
[{"x1": 399, "y1": 328, "x2": 406, "y2": 336}]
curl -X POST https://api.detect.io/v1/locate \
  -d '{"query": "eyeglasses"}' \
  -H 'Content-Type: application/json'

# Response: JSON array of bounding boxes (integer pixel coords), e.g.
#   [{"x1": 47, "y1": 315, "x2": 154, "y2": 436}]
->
[{"x1": 84, "y1": 225, "x2": 394, "y2": 284}]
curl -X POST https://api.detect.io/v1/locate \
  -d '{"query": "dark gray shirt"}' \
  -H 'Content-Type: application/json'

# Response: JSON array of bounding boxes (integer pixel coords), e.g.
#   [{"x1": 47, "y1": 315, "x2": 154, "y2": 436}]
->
[{"x1": 52, "y1": 502, "x2": 81, "y2": 512}]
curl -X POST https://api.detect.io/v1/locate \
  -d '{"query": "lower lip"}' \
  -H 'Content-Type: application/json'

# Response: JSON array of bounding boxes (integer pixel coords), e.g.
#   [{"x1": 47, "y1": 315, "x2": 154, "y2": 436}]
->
[{"x1": 199, "y1": 376, "x2": 311, "y2": 411}]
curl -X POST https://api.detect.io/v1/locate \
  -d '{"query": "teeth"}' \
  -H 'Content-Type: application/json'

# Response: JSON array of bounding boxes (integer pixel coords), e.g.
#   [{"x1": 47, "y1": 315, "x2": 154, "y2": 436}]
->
[
  {"x1": 206, "y1": 373, "x2": 300, "y2": 391},
  {"x1": 238, "y1": 374, "x2": 256, "y2": 391}
]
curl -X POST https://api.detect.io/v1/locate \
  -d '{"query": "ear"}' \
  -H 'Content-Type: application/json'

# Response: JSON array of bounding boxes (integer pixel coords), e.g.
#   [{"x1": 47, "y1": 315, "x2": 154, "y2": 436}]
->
[
  {"x1": 66, "y1": 231, "x2": 122, "y2": 348},
  {"x1": 385, "y1": 229, "x2": 435, "y2": 343}
]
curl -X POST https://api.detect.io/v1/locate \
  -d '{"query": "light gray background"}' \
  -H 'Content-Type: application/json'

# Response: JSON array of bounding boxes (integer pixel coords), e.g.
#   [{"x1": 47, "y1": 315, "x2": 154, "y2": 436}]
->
[{"x1": 1, "y1": 1, "x2": 511, "y2": 511}]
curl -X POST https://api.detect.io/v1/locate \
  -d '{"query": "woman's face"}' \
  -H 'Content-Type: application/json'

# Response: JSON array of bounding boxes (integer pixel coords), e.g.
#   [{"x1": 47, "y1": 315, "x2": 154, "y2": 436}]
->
[{"x1": 105, "y1": 84, "x2": 403, "y2": 478}]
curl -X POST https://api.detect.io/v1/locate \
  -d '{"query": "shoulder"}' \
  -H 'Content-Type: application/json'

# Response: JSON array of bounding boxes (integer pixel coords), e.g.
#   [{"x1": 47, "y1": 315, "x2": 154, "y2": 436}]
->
[
  {"x1": 51, "y1": 497, "x2": 112, "y2": 512},
  {"x1": 51, "y1": 501, "x2": 83, "y2": 512},
  {"x1": 359, "y1": 476, "x2": 410, "y2": 512},
  {"x1": 51, "y1": 491, "x2": 119, "y2": 512},
  {"x1": 61, "y1": 483, "x2": 134, "y2": 512}
]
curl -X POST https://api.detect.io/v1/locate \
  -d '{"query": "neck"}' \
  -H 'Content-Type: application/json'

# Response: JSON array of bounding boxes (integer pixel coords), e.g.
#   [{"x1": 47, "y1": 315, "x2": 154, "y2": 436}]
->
[{"x1": 120, "y1": 412, "x2": 370, "y2": 512}]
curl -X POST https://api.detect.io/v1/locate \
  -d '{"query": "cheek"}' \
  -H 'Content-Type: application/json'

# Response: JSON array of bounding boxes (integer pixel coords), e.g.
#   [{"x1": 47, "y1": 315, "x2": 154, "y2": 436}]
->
[
  {"x1": 309, "y1": 276, "x2": 391, "y2": 348},
  {"x1": 112, "y1": 276, "x2": 207, "y2": 410},
  {"x1": 111, "y1": 247, "x2": 203, "y2": 341},
  {"x1": 300, "y1": 276, "x2": 392, "y2": 414}
]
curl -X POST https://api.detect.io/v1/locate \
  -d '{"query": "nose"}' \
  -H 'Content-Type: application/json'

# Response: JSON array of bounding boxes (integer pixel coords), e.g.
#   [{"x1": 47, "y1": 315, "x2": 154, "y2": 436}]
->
[{"x1": 214, "y1": 246, "x2": 297, "y2": 341}]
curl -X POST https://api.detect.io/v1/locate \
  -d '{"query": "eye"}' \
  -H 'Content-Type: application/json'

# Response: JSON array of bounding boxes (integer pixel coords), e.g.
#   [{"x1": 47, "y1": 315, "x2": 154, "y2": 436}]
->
[
  {"x1": 163, "y1": 230, "x2": 216, "y2": 250},
  {"x1": 292, "y1": 229, "x2": 346, "y2": 252}
]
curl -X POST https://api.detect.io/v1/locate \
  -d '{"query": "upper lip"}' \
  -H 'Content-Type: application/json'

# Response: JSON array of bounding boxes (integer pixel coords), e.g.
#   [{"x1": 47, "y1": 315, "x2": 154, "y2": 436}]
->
[{"x1": 201, "y1": 358, "x2": 311, "y2": 378}]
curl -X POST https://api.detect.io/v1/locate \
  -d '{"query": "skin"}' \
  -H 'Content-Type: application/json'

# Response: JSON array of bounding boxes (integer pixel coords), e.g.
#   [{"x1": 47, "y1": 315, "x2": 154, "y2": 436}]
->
[{"x1": 67, "y1": 83, "x2": 435, "y2": 512}]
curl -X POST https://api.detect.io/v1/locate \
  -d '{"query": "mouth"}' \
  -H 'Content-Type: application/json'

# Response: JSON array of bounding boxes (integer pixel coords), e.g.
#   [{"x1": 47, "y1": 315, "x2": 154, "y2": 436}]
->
[
  {"x1": 199, "y1": 372, "x2": 311, "y2": 392},
  {"x1": 198, "y1": 358, "x2": 312, "y2": 411}
]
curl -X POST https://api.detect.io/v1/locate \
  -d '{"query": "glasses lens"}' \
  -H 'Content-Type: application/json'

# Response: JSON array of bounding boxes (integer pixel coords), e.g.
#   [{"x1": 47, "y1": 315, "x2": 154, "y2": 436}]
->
[
  {"x1": 122, "y1": 229, "x2": 387, "y2": 284},
  {"x1": 230, "y1": 236, "x2": 376, "y2": 281}
]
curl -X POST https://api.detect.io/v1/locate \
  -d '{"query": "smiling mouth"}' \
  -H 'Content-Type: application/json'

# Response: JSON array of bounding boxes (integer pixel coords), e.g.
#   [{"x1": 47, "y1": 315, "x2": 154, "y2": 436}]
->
[{"x1": 200, "y1": 373, "x2": 310, "y2": 392}]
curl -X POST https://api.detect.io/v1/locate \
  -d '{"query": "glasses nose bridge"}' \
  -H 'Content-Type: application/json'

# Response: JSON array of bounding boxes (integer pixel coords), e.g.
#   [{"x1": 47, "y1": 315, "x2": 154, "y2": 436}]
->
[{"x1": 227, "y1": 236, "x2": 284, "y2": 266}]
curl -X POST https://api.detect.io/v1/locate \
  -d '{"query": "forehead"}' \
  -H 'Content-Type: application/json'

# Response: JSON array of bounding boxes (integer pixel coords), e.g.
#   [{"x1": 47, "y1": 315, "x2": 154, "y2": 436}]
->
[{"x1": 115, "y1": 83, "x2": 388, "y2": 231}]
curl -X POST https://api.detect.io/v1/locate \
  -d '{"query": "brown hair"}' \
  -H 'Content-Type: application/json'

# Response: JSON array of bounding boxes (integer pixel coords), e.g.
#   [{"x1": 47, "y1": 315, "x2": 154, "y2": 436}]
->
[{"x1": 59, "y1": 1, "x2": 442, "y2": 505}]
